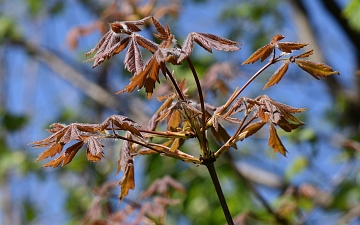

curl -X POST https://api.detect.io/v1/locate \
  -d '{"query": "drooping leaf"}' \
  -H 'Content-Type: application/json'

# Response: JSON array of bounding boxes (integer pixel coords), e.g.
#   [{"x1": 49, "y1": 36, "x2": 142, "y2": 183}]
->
[
  {"x1": 268, "y1": 124, "x2": 288, "y2": 156},
  {"x1": 119, "y1": 162, "x2": 135, "y2": 201},
  {"x1": 295, "y1": 59, "x2": 340, "y2": 79},
  {"x1": 242, "y1": 43, "x2": 274, "y2": 65},
  {"x1": 178, "y1": 32, "x2": 240, "y2": 63},
  {"x1": 118, "y1": 134, "x2": 135, "y2": 201},
  {"x1": 124, "y1": 35, "x2": 144, "y2": 75},
  {"x1": 263, "y1": 60, "x2": 290, "y2": 89}
]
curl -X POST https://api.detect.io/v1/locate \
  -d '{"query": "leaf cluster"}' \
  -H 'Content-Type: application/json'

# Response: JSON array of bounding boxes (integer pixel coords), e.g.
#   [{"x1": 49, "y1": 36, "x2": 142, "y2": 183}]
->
[{"x1": 31, "y1": 17, "x2": 339, "y2": 204}]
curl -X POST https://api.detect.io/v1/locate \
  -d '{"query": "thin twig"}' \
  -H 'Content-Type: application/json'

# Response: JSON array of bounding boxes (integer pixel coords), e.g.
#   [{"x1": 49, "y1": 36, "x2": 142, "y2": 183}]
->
[{"x1": 186, "y1": 57, "x2": 209, "y2": 158}]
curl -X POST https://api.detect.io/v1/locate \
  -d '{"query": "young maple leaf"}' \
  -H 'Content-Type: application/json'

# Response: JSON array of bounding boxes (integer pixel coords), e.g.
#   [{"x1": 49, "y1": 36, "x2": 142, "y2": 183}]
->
[
  {"x1": 255, "y1": 95, "x2": 306, "y2": 132},
  {"x1": 242, "y1": 34, "x2": 307, "y2": 65},
  {"x1": 263, "y1": 60, "x2": 290, "y2": 89},
  {"x1": 85, "y1": 17, "x2": 155, "y2": 68},
  {"x1": 294, "y1": 59, "x2": 340, "y2": 79},
  {"x1": 119, "y1": 17, "x2": 181, "y2": 98},
  {"x1": 268, "y1": 124, "x2": 288, "y2": 156},
  {"x1": 177, "y1": 32, "x2": 240, "y2": 63},
  {"x1": 30, "y1": 122, "x2": 107, "y2": 167}
]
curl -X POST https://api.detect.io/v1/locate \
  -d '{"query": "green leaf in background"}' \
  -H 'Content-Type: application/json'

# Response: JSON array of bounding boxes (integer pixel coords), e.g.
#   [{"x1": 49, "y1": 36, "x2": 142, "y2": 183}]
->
[
  {"x1": 343, "y1": 0, "x2": 360, "y2": 32},
  {"x1": 1, "y1": 111, "x2": 28, "y2": 132},
  {"x1": 285, "y1": 156, "x2": 308, "y2": 180}
]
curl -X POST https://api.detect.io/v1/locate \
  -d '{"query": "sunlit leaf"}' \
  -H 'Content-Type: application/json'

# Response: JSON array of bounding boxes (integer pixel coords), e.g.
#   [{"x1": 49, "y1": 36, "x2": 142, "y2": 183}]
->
[
  {"x1": 242, "y1": 43, "x2": 274, "y2": 65},
  {"x1": 295, "y1": 59, "x2": 340, "y2": 80},
  {"x1": 294, "y1": 49, "x2": 313, "y2": 59},
  {"x1": 276, "y1": 42, "x2": 308, "y2": 53},
  {"x1": 263, "y1": 60, "x2": 290, "y2": 89},
  {"x1": 86, "y1": 136, "x2": 104, "y2": 162},
  {"x1": 268, "y1": 124, "x2": 288, "y2": 156},
  {"x1": 42, "y1": 141, "x2": 84, "y2": 167},
  {"x1": 243, "y1": 122, "x2": 266, "y2": 138},
  {"x1": 35, "y1": 143, "x2": 63, "y2": 162}
]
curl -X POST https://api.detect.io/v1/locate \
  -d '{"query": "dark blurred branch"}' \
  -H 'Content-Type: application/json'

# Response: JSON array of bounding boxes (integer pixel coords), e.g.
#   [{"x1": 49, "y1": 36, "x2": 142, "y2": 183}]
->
[{"x1": 290, "y1": 0, "x2": 360, "y2": 129}]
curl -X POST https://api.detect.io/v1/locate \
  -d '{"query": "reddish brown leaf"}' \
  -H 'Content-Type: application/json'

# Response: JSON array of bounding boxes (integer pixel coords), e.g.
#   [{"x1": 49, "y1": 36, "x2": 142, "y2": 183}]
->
[
  {"x1": 268, "y1": 124, "x2": 288, "y2": 156},
  {"x1": 276, "y1": 42, "x2": 308, "y2": 53},
  {"x1": 117, "y1": 134, "x2": 135, "y2": 201},
  {"x1": 178, "y1": 32, "x2": 240, "y2": 63},
  {"x1": 42, "y1": 141, "x2": 84, "y2": 167},
  {"x1": 121, "y1": 56, "x2": 161, "y2": 99},
  {"x1": 168, "y1": 110, "x2": 182, "y2": 131},
  {"x1": 102, "y1": 115, "x2": 142, "y2": 137},
  {"x1": 109, "y1": 16, "x2": 151, "y2": 34},
  {"x1": 119, "y1": 162, "x2": 135, "y2": 201},
  {"x1": 270, "y1": 34, "x2": 285, "y2": 43},
  {"x1": 263, "y1": 60, "x2": 290, "y2": 89},
  {"x1": 86, "y1": 136, "x2": 104, "y2": 162},
  {"x1": 151, "y1": 17, "x2": 169, "y2": 40},
  {"x1": 243, "y1": 122, "x2": 266, "y2": 138},
  {"x1": 294, "y1": 49, "x2": 314, "y2": 59},
  {"x1": 295, "y1": 59, "x2": 340, "y2": 79},
  {"x1": 242, "y1": 43, "x2": 274, "y2": 65},
  {"x1": 136, "y1": 34, "x2": 158, "y2": 53},
  {"x1": 124, "y1": 35, "x2": 144, "y2": 75},
  {"x1": 35, "y1": 143, "x2": 63, "y2": 162}
]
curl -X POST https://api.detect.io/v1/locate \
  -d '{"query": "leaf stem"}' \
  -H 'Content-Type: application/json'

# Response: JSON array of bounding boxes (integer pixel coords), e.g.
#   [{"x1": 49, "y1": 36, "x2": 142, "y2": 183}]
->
[
  {"x1": 204, "y1": 159, "x2": 234, "y2": 225},
  {"x1": 219, "y1": 54, "x2": 276, "y2": 115},
  {"x1": 165, "y1": 67, "x2": 186, "y2": 101},
  {"x1": 186, "y1": 57, "x2": 209, "y2": 158}
]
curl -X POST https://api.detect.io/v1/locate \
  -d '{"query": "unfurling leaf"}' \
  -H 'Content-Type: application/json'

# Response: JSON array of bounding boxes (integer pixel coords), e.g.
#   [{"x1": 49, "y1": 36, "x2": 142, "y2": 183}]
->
[
  {"x1": 295, "y1": 59, "x2": 340, "y2": 79},
  {"x1": 124, "y1": 35, "x2": 144, "y2": 75},
  {"x1": 268, "y1": 124, "x2": 288, "y2": 156},
  {"x1": 242, "y1": 43, "x2": 274, "y2": 65},
  {"x1": 263, "y1": 60, "x2": 290, "y2": 89},
  {"x1": 178, "y1": 32, "x2": 240, "y2": 63}
]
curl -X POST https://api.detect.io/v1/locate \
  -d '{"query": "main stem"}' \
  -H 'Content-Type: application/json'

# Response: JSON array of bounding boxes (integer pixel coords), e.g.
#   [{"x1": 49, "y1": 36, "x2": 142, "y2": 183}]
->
[{"x1": 204, "y1": 159, "x2": 234, "y2": 225}]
